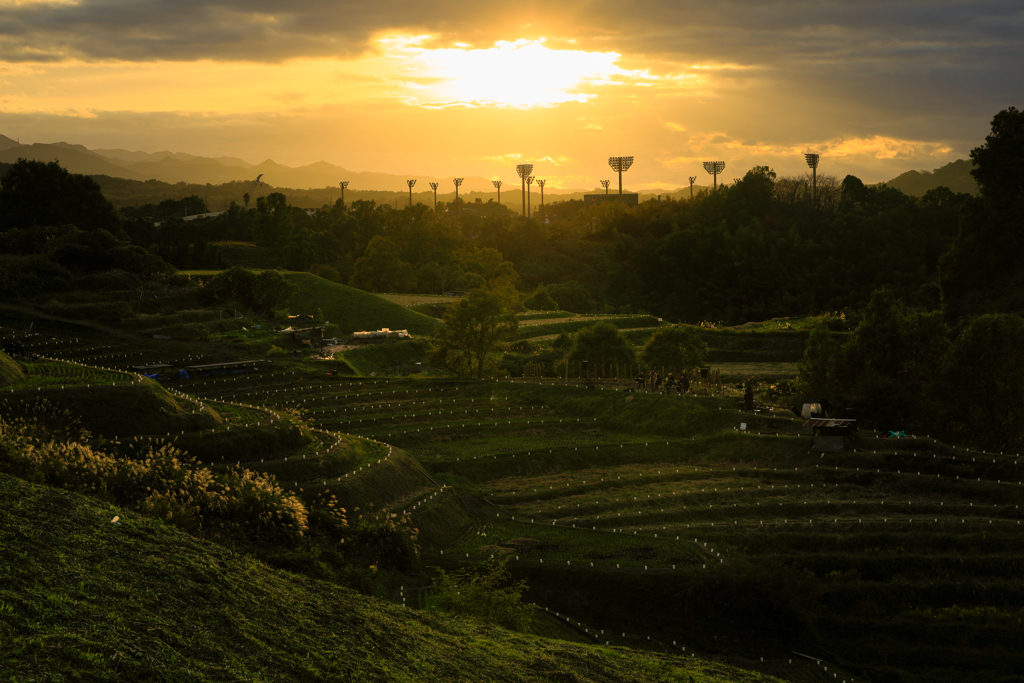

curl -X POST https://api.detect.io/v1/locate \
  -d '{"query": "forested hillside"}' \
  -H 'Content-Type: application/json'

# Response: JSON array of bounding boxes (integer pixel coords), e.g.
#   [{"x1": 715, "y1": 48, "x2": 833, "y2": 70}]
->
[{"x1": 58, "y1": 166, "x2": 974, "y2": 325}]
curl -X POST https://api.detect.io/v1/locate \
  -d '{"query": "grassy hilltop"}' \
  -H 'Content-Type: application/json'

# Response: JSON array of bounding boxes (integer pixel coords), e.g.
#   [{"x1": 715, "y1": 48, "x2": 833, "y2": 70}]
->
[
  {"x1": 0, "y1": 472, "x2": 781, "y2": 683},
  {"x1": 282, "y1": 272, "x2": 438, "y2": 336}
]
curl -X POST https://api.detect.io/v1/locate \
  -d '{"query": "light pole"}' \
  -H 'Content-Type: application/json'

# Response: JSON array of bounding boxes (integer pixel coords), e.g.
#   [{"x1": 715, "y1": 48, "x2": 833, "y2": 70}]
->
[
  {"x1": 516, "y1": 164, "x2": 533, "y2": 217},
  {"x1": 429, "y1": 182, "x2": 438, "y2": 211},
  {"x1": 608, "y1": 157, "x2": 634, "y2": 197},
  {"x1": 688, "y1": 176, "x2": 696, "y2": 200},
  {"x1": 526, "y1": 176, "x2": 535, "y2": 218},
  {"x1": 453, "y1": 177, "x2": 464, "y2": 220},
  {"x1": 805, "y1": 153, "x2": 820, "y2": 206},
  {"x1": 492, "y1": 179, "x2": 502, "y2": 207},
  {"x1": 702, "y1": 161, "x2": 725, "y2": 190},
  {"x1": 339, "y1": 181, "x2": 349, "y2": 207},
  {"x1": 536, "y1": 179, "x2": 545, "y2": 220},
  {"x1": 406, "y1": 179, "x2": 416, "y2": 208},
  {"x1": 600, "y1": 179, "x2": 611, "y2": 195}
]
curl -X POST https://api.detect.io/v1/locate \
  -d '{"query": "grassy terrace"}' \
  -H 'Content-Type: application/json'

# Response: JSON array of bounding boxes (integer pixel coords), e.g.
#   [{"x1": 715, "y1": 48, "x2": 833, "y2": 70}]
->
[
  {"x1": 205, "y1": 374, "x2": 1023, "y2": 683},
  {"x1": 6, "y1": 317, "x2": 1024, "y2": 682},
  {"x1": 0, "y1": 473, "x2": 786, "y2": 683},
  {"x1": 2, "y1": 358, "x2": 136, "y2": 391}
]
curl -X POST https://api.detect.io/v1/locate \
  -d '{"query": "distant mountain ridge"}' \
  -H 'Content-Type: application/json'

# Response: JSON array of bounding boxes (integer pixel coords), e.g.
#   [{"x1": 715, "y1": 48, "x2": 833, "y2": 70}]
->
[
  {"x1": 882, "y1": 159, "x2": 979, "y2": 197},
  {"x1": 0, "y1": 137, "x2": 507, "y2": 193}
]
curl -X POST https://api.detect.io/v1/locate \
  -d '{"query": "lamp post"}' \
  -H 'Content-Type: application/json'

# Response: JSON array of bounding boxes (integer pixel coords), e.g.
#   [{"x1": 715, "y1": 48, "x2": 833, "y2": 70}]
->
[
  {"x1": 516, "y1": 164, "x2": 533, "y2": 217},
  {"x1": 702, "y1": 161, "x2": 725, "y2": 190},
  {"x1": 406, "y1": 179, "x2": 416, "y2": 208},
  {"x1": 688, "y1": 176, "x2": 696, "y2": 200},
  {"x1": 608, "y1": 156, "x2": 634, "y2": 196},
  {"x1": 804, "y1": 153, "x2": 820, "y2": 206},
  {"x1": 339, "y1": 181, "x2": 349, "y2": 207},
  {"x1": 492, "y1": 179, "x2": 502, "y2": 207},
  {"x1": 526, "y1": 176, "x2": 535, "y2": 218},
  {"x1": 536, "y1": 179, "x2": 545, "y2": 220},
  {"x1": 600, "y1": 179, "x2": 611, "y2": 195},
  {"x1": 453, "y1": 177, "x2": 464, "y2": 220},
  {"x1": 429, "y1": 182, "x2": 438, "y2": 211}
]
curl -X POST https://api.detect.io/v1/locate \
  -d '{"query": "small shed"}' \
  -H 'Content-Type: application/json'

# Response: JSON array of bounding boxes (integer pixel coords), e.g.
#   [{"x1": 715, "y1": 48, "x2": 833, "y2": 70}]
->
[{"x1": 804, "y1": 418, "x2": 857, "y2": 453}]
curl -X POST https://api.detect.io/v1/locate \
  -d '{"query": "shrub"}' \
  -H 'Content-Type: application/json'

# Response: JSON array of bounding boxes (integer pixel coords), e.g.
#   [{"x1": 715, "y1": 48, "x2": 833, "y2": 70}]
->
[{"x1": 428, "y1": 558, "x2": 533, "y2": 632}]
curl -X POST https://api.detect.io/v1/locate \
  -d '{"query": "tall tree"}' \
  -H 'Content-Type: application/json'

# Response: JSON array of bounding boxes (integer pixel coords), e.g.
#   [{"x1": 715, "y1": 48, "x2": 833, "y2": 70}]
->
[
  {"x1": 0, "y1": 159, "x2": 121, "y2": 234},
  {"x1": 429, "y1": 289, "x2": 518, "y2": 379},
  {"x1": 641, "y1": 325, "x2": 708, "y2": 373},
  {"x1": 566, "y1": 322, "x2": 635, "y2": 366},
  {"x1": 941, "y1": 108, "x2": 1024, "y2": 323},
  {"x1": 969, "y1": 106, "x2": 1024, "y2": 206}
]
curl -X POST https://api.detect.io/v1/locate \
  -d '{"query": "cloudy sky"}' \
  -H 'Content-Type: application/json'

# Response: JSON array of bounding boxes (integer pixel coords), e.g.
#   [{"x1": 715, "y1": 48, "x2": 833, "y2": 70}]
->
[{"x1": 0, "y1": 0, "x2": 1020, "y2": 188}]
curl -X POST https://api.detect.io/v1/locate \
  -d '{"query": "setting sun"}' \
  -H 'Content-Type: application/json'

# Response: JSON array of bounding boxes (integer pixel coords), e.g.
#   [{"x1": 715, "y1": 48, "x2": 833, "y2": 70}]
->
[{"x1": 380, "y1": 37, "x2": 649, "y2": 109}]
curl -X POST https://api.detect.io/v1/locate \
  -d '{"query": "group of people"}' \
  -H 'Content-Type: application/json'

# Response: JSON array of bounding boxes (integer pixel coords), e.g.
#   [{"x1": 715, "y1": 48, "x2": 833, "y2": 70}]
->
[{"x1": 634, "y1": 370, "x2": 691, "y2": 394}]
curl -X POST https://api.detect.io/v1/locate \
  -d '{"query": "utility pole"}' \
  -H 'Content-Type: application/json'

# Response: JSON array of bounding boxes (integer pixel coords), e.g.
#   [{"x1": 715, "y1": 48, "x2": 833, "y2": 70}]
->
[
  {"x1": 526, "y1": 176, "x2": 535, "y2": 218},
  {"x1": 339, "y1": 181, "x2": 349, "y2": 207},
  {"x1": 407, "y1": 179, "x2": 417, "y2": 207},
  {"x1": 429, "y1": 182, "x2": 438, "y2": 211},
  {"x1": 516, "y1": 164, "x2": 533, "y2": 217},
  {"x1": 453, "y1": 177, "x2": 464, "y2": 221},
  {"x1": 492, "y1": 179, "x2": 502, "y2": 207},
  {"x1": 536, "y1": 179, "x2": 546, "y2": 220},
  {"x1": 688, "y1": 176, "x2": 696, "y2": 200}
]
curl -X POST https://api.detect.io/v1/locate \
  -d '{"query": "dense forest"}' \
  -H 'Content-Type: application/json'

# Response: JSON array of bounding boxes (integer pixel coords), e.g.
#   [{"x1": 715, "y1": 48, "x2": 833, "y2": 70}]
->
[
  {"x1": 2, "y1": 110, "x2": 1021, "y2": 330},
  {"x1": 20, "y1": 161, "x2": 973, "y2": 325}
]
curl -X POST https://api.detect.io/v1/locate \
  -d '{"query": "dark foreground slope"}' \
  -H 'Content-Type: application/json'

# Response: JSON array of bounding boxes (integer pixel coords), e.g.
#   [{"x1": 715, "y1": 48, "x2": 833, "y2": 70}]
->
[{"x1": 0, "y1": 473, "x2": 779, "y2": 683}]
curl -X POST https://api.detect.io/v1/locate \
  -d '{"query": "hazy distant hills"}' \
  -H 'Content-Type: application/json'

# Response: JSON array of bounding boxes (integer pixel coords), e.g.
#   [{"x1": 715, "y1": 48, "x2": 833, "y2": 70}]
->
[
  {"x1": 0, "y1": 133, "x2": 979, "y2": 199},
  {"x1": 881, "y1": 159, "x2": 979, "y2": 197},
  {"x1": 0, "y1": 135, "x2": 503, "y2": 193}
]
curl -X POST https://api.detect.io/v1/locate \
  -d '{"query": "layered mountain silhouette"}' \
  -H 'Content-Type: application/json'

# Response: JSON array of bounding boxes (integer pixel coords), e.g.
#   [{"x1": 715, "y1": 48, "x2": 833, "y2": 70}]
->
[
  {"x1": 0, "y1": 133, "x2": 979, "y2": 198},
  {"x1": 0, "y1": 136, "x2": 503, "y2": 193},
  {"x1": 881, "y1": 159, "x2": 979, "y2": 197}
]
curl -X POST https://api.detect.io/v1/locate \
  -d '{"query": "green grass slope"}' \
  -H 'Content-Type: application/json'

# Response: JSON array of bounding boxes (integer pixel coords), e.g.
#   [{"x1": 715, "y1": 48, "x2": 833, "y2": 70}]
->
[
  {"x1": 284, "y1": 273, "x2": 437, "y2": 336},
  {"x1": 3, "y1": 378, "x2": 221, "y2": 437},
  {"x1": 0, "y1": 472, "x2": 781, "y2": 683},
  {"x1": 0, "y1": 351, "x2": 23, "y2": 387}
]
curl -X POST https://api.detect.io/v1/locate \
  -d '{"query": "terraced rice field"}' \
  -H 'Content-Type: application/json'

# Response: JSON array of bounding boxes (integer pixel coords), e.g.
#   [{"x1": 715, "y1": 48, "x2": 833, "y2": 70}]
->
[
  {"x1": 7, "y1": 323, "x2": 1023, "y2": 682},
  {"x1": 223, "y1": 375, "x2": 1023, "y2": 683},
  {"x1": 2, "y1": 359, "x2": 137, "y2": 391}
]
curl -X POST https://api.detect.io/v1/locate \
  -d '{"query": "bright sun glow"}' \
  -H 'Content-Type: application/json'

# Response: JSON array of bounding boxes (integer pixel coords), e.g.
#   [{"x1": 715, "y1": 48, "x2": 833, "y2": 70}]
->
[{"x1": 380, "y1": 37, "x2": 648, "y2": 109}]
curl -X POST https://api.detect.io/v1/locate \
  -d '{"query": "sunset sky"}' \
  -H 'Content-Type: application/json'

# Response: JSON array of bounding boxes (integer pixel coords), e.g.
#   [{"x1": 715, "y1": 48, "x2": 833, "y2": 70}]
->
[{"x1": 0, "y1": 0, "x2": 1020, "y2": 189}]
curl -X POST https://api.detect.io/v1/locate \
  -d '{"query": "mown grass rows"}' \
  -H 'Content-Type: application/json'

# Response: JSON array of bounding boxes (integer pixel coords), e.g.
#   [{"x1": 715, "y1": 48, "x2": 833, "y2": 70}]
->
[{"x1": 3, "y1": 360, "x2": 136, "y2": 391}]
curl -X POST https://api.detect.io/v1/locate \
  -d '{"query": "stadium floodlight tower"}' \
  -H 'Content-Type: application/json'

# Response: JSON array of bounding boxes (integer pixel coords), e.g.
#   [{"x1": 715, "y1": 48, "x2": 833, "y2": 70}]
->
[
  {"x1": 526, "y1": 176, "x2": 535, "y2": 218},
  {"x1": 406, "y1": 179, "x2": 417, "y2": 208},
  {"x1": 492, "y1": 179, "x2": 502, "y2": 207},
  {"x1": 600, "y1": 179, "x2": 611, "y2": 195},
  {"x1": 608, "y1": 156, "x2": 634, "y2": 196},
  {"x1": 688, "y1": 176, "x2": 697, "y2": 200},
  {"x1": 804, "y1": 153, "x2": 820, "y2": 206},
  {"x1": 516, "y1": 164, "x2": 533, "y2": 217},
  {"x1": 339, "y1": 181, "x2": 349, "y2": 207},
  {"x1": 536, "y1": 179, "x2": 546, "y2": 219},
  {"x1": 429, "y1": 182, "x2": 438, "y2": 211},
  {"x1": 453, "y1": 177, "x2": 464, "y2": 220},
  {"x1": 702, "y1": 160, "x2": 725, "y2": 190}
]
